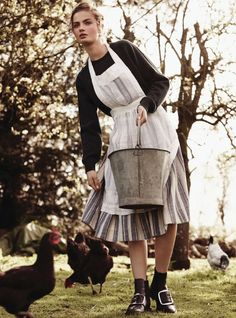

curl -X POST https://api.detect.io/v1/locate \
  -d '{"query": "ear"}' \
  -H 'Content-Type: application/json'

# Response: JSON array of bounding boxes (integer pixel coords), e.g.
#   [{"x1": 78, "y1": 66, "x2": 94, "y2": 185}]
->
[{"x1": 97, "y1": 21, "x2": 103, "y2": 33}]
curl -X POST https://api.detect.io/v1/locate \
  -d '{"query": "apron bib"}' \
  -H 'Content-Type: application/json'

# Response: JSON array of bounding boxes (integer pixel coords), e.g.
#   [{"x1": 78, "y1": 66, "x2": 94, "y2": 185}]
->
[{"x1": 88, "y1": 43, "x2": 145, "y2": 109}]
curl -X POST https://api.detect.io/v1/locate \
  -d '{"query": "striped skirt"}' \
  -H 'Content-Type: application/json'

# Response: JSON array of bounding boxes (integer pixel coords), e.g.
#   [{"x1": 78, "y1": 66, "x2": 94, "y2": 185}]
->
[{"x1": 81, "y1": 147, "x2": 190, "y2": 242}]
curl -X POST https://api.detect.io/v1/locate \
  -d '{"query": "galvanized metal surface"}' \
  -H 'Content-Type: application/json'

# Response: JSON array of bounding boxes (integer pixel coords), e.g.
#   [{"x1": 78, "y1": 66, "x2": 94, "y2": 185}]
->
[{"x1": 109, "y1": 146, "x2": 169, "y2": 209}]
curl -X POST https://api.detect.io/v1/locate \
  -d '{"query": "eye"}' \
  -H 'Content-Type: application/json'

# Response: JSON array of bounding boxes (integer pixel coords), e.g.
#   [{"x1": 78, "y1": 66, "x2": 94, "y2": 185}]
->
[{"x1": 72, "y1": 22, "x2": 80, "y2": 29}]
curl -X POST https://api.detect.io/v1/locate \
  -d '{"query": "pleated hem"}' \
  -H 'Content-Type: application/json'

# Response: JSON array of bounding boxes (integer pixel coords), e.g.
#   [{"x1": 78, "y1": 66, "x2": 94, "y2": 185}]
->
[{"x1": 82, "y1": 208, "x2": 189, "y2": 242}]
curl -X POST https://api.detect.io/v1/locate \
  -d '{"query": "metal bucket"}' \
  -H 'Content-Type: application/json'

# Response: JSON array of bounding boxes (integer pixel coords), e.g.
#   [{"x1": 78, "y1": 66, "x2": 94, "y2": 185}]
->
[{"x1": 108, "y1": 123, "x2": 170, "y2": 209}]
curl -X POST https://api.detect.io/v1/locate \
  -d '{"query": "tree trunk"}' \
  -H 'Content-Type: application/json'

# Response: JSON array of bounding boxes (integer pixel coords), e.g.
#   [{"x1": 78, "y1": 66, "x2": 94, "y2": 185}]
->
[
  {"x1": 171, "y1": 223, "x2": 190, "y2": 270},
  {"x1": 171, "y1": 107, "x2": 192, "y2": 270}
]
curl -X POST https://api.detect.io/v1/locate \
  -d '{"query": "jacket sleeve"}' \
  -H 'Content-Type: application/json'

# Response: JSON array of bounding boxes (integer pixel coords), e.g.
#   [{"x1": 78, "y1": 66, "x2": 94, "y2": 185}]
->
[
  {"x1": 77, "y1": 80, "x2": 101, "y2": 172},
  {"x1": 126, "y1": 40, "x2": 170, "y2": 113}
]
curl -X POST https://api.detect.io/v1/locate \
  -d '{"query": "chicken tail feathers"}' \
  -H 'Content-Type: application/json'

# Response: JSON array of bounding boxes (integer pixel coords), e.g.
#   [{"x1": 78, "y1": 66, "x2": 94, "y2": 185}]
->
[
  {"x1": 74, "y1": 232, "x2": 86, "y2": 244},
  {"x1": 220, "y1": 255, "x2": 229, "y2": 270},
  {"x1": 209, "y1": 236, "x2": 214, "y2": 245}
]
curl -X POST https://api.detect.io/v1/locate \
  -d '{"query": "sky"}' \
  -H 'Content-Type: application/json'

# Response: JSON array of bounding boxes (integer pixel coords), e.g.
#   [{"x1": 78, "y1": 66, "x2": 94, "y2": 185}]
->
[{"x1": 99, "y1": 0, "x2": 236, "y2": 236}]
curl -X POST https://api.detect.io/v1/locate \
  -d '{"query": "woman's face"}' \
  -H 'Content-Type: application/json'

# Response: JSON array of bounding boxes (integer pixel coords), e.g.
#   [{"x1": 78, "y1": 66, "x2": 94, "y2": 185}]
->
[{"x1": 72, "y1": 10, "x2": 100, "y2": 45}]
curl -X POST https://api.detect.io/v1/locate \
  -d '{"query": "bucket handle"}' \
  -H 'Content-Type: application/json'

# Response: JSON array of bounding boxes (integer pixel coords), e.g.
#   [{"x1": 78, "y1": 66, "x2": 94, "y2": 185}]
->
[
  {"x1": 136, "y1": 119, "x2": 141, "y2": 148},
  {"x1": 134, "y1": 120, "x2": 142, "y2": 155}
]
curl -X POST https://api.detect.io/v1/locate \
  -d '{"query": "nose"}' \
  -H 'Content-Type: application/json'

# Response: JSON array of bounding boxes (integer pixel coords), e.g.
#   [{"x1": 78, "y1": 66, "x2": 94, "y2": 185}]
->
[{"x1": 79, "y1": 24, "x2": 85, "y2": 32}]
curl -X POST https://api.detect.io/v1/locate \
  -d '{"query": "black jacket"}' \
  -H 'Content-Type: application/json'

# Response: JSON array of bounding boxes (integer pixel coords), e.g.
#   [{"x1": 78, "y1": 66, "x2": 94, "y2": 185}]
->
[{"x1": 76, "y1": 39, "x2": 169, "y2": 172}]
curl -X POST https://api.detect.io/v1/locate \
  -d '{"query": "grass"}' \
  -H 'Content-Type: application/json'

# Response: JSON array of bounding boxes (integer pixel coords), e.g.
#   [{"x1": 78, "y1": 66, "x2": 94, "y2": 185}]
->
[{"x1": 0, "y1": 255, "x2": 236, "y2": 318}]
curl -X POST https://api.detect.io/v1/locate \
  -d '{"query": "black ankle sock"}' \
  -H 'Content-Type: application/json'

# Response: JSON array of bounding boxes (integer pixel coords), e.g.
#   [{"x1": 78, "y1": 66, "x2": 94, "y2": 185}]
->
[
  {"x1": 134, "y1": 278, "x2": 145, "y2": 295},
  {"x1": 151, "y1": 269, "x2": 167, "y2": 291},
  {"x1": 144, "y1": 280, "x2": 149, "y2": 292},
  {"x1": 144, "y1": 280, "x2": 151, "y2": 308}
]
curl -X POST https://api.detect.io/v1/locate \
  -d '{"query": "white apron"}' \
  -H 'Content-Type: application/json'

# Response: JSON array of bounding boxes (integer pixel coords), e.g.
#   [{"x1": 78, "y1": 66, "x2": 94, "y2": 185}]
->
[{"x1": 87, "y1": 44, "x2": 179, "y2": 216}]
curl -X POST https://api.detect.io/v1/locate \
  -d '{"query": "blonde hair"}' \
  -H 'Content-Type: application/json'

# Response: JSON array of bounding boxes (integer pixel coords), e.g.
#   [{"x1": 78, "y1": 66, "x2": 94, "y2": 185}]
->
[{"x1": 71, "y1": 1, "x2": 104, "y2": 29}]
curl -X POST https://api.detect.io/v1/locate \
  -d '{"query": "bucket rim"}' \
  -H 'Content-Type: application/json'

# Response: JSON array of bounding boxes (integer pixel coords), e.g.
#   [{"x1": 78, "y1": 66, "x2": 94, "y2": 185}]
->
[{"x1": 108, "y1": 148, "x2": 170, "y2": 158}]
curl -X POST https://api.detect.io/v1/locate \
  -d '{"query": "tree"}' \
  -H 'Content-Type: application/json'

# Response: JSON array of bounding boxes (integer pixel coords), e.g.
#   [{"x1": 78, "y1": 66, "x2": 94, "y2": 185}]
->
[{"x1": 0, "y1": 0, "x2": 86, "y2": 231}]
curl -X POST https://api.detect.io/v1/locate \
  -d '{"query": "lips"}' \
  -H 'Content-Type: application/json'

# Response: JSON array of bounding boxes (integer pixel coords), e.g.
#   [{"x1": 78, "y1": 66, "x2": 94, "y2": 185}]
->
[{"x1": 79, "y1": 33, "x2": 87, "y2": 38}]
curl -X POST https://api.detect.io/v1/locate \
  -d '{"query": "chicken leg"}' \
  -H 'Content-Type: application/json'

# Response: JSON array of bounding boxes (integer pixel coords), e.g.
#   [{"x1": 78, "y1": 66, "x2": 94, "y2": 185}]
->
[
  {"x1": 16, "y1": 311, "x2": 34, "y2": 318},
  {"x1": 88, "y1": 276, "x2": 97, "y2": 295},
  {"x1": 99, "y1": 283, "x2": 103, "y2": 293}
]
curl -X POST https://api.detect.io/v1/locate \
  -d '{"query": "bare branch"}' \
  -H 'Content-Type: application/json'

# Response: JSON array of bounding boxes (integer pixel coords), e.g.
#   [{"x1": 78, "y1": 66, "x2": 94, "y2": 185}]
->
[
  {"x1": 154, "y1": 25, "x2": 181, "y2": 61},
  {"x1": 156, "y1": 2, "x2": 182, "y2": 73},
  {"x1": 221, "y1": 121, "x2": 236, "y2": 148},
  {"x1": 130, "y1": 0, "x2": 164, "y2": 26},
  {"x1": 116, "y1": 0, "x2": 135, "y2": 41},
  {"x1": 182, "y1": 0, "x2": 191, "y2": 33}
]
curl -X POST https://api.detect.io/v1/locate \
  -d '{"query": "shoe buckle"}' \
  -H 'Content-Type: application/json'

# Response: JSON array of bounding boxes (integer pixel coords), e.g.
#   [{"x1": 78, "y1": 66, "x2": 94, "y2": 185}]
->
[
  {"x1": 158, "y1": 289, "x2": 173, "y2": 306},
  {"x1": 131, "y1": 293, "x2": 146, "y2": 306}
]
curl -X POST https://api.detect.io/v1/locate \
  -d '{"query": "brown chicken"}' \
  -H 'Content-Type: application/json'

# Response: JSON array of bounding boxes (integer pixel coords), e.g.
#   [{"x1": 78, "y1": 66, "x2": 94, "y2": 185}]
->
[
  {"x1": 65, "y1": 233, "x2": 113, "y2": 294},
  {"x1": 65, "y1": 232, "x2": 90, "y2": 287},
  {"x1": 0, "y1": 231, "x2": 61, "y2": 318}
]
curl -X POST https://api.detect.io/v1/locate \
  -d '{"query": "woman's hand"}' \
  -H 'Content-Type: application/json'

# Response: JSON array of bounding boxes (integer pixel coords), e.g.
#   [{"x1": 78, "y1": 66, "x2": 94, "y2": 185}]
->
[
  {"x1": 136, "y1": 105, "x2": 147, "y2": 126},
  {"x1": 87, "y1": 170, "x2": 101, "y2": 191}
]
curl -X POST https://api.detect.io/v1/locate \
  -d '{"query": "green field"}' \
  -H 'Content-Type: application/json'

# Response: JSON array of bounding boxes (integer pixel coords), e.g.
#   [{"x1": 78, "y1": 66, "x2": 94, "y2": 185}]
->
[{"x1": 0, "y1": 255, "x2": 236, "y2": 318}]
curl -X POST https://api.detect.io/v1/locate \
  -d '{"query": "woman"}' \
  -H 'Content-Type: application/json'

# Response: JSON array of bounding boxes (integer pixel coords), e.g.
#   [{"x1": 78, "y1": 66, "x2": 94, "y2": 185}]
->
[{"x1": 71, "y1": 1, "x2": 189, "y2": 315}]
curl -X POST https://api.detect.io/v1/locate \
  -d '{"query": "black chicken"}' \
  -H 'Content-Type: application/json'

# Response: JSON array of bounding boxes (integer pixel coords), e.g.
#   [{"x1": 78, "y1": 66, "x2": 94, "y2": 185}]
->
[
  {"x1": 0, "y1": 231, "x2": 61, "y2": 318},
  {"x1": 65, "y1": 233, "x2": 113, "y2": 294}
]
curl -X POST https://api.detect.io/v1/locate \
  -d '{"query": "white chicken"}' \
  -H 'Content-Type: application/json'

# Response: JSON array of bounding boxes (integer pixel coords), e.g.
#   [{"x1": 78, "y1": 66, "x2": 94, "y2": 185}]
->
[{"x1": 207, "y1": 236, "x2": 230, "y2": 270}]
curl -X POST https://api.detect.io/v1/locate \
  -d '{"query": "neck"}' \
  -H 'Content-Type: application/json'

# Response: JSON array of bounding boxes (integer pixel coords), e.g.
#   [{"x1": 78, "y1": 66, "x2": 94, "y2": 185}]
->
[
  {"x1": 35, "y1": 237, "x2": 54, "y2": 272},
  {"x1": 84, "y1": 40, "x2": 107, "y2": 61}
]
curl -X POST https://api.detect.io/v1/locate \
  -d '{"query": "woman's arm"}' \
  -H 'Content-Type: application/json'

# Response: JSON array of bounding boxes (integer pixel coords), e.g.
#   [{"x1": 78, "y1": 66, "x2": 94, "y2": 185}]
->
[
  {"x1": 77, "y1": 80, "x2": 102, "y2": 173},
  {"x1": 123, "y1": 40, "x2": 170, "y2": 113}
]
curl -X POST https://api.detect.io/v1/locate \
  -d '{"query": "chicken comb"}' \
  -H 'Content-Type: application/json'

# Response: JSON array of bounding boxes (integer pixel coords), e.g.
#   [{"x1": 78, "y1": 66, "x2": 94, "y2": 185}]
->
[{"x1": 51, "y1": 226, "x2": 60, "y2": 235}]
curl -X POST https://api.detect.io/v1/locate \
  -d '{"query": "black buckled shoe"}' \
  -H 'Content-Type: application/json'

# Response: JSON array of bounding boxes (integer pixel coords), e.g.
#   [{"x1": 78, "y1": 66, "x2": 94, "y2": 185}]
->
[
  {"x1": 151, "y1": 287, "x2": 176, "y2": 313},
  {"x1": 125, "y1": 293, "x2": 147, "y2": 315}
]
